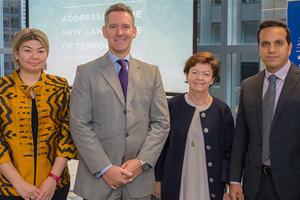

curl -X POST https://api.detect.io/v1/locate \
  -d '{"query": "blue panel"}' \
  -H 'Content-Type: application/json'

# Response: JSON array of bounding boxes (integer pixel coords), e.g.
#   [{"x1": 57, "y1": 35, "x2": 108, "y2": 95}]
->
[{"x1": 288, "y1": 1, "x2": 300, "y2": 68}]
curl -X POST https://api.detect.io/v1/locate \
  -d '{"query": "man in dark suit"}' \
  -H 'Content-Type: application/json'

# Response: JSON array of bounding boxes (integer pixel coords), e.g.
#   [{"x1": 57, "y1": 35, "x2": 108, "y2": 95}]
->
[
  {"x1": 230, "y1": 19, "x2": 300, "y2": 200},
  {"x1": 69, "y1": 3, "x2": 170, "y2": 200}
]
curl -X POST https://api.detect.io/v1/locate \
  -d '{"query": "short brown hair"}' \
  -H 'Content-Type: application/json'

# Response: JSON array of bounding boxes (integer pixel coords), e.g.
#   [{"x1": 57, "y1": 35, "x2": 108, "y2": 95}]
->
[
  {"x1": 12, "y1": 28, "x2": 49, "y2": 70},
  {"x1": 184, "y1": 52, "x2": 220, "y2": 85},
  {"x1": 104, "y1": 3, "x2": 135, "y2": 27}
]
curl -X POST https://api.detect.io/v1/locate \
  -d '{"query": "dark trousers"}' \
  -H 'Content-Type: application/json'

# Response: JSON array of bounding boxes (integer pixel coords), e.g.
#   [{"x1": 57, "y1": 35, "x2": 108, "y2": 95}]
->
[
  {"x1": 245, "y1": 171, "x2": 280, "y2": 200},
  {"x1": 0, "y1": 182, "x2": 70, "y2": 200}
]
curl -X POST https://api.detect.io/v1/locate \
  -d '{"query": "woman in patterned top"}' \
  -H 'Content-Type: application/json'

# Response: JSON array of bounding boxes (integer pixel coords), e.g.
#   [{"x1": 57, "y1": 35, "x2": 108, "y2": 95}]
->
[{"x1": 0, "y1": 28, "x2": 77, "y2": 200}]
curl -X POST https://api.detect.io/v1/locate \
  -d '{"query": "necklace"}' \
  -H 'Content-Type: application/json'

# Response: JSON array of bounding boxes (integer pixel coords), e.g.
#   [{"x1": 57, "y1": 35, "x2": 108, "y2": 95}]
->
[
  {"x1": 186, "y1": 94, "x2": 212, "y2": 147},
  {"x1": 188, "y1": 93, "x2": 210, "y2": 106}
]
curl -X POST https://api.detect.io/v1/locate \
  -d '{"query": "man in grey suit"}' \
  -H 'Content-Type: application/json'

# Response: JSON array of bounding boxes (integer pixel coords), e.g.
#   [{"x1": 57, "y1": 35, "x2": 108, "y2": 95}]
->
[
  {"x1": 230, "y1": 19, "x2": 300, "y2": 200},
  {"x1": 69, "y1": 3, "x2": 170, "y2": 200}
]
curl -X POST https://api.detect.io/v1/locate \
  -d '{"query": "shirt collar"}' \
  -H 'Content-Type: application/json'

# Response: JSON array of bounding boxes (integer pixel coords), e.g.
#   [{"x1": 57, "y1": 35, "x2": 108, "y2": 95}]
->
[
  {"x1": 108, "y1": 51, "x2": 131, "y2": 64},
  {"x1": 265, "y1": 60, "x2": 291, "y2": 81}
]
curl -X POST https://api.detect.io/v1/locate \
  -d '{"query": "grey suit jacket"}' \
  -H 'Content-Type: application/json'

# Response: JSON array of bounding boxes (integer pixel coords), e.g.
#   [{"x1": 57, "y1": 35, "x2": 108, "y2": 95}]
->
[
  {"x1": 230, "y1": 62, "x2": 300, "y2": 200},
  {"x1": 69, "y1": 52, "x2": 170, "y2": 199}
]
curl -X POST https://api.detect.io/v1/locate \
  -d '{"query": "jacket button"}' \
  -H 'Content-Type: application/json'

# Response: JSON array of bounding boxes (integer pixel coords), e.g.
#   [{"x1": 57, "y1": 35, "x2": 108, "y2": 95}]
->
[
  {"x1": 204, "y1": 128, "x2": 209, "y2": 133},
  {"x1": 206, "y1": 145, "x2": 211, "y2": 150},
  {"x1": 209, "y1": 178, "x2": 214, "y2": 182},
  {"x1": 208, "y1": 162, "x2": 213, "y2": 167},
  {"x1": 201, "y1": 112, "x2": 206, "y2": 118},
  {"x1": 211, "y1": 193, "x2": 216, "y2": 198},
  {"x1": 123, "y1": 110, "x2": 126, "y2": 114},
  {"x1": 125, "y1": 133, "x2": 129, "y2": 137},
  {"x1": 258, "y1": 141, "x2": 262, "y2": 146}
]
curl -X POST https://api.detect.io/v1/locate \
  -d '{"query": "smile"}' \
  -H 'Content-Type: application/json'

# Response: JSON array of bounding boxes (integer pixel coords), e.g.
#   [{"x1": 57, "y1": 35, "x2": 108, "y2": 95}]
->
[
  {"x1": 29, "y1": 63, "x2": 40, "y2": 66},
  {"x1": 195, "y1": 82, "x2": 205, "y2": 85},
  {"x1": 267, "y1": 56, "x2": 278, "y2": 59}
]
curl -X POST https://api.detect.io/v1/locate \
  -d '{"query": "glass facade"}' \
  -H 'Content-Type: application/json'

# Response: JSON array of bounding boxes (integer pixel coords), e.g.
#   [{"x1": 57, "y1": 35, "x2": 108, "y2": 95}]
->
[
  {"x1": 0, "y1": 0, "x2": 26, "y2": 76},
  {"x1": 0, "y1": 0, "x2": 290, "y2": 118}
]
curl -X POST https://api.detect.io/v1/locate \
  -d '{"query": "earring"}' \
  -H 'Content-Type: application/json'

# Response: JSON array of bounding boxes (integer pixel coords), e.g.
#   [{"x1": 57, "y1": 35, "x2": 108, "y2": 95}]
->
[
  {"x1": 16, "y1": 60, "x2": 20, "y2": 70},
  {"x1": 43, "y1": 63, "x2": 47, "y2": 70}
]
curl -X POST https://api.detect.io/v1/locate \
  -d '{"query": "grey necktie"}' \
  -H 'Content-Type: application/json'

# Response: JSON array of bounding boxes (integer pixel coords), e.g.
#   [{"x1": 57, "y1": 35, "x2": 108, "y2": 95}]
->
[{"x1": 262, "y1": 74, "x2": 278, "y2": 163}]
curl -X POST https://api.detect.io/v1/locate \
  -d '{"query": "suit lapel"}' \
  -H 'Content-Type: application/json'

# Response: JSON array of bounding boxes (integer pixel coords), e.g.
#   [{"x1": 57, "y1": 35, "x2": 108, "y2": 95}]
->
[
  {"x1": 272, "y1": 63, "x2": 300, "y2": 130},
  {"x1": 100, "y1": 52, "x2": 126, "y2": 107},
  {"x1": 126, "y1": 57, "x2": 143, "y2": 108},
  {"x1": 254, "y1": 70, "x2": 265, "y2": 137}
]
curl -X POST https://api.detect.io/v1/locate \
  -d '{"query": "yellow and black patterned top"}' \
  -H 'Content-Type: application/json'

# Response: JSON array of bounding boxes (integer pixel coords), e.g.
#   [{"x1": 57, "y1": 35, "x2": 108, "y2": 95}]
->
[{"x1": 0, "y1": 70, "x2": 77, "y2": 196}]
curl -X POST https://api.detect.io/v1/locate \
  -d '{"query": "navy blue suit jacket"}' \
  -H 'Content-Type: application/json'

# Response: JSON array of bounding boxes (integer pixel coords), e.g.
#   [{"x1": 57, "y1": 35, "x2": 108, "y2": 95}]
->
[{"x1": 155, "y1": 93, "x2": 234, "y2": 200}]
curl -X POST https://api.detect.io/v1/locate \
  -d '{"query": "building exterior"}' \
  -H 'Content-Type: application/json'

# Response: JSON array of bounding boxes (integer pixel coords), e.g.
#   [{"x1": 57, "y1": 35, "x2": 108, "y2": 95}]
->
[{"x1": 0, "y1": 0, "x2": 26, "y2": 76}]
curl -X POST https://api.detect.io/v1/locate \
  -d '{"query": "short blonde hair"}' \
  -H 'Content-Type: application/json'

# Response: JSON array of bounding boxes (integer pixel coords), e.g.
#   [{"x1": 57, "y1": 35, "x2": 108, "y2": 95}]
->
[{"x1": 12, "y1": 28, "x2": 49, "y2": 70}]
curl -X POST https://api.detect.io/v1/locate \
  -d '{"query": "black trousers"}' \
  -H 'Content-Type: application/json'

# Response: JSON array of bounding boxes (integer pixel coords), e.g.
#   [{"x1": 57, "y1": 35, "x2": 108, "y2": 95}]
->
[
  {"x1": 245, "y1": 171, "x2": 280, "y2": 200},
  {"x1": 0, "y1": 182, "x2": 70, "y2": 200}
]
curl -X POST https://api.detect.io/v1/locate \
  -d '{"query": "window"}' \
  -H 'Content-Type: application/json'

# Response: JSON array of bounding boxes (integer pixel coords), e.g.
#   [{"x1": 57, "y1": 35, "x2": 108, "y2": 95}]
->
[
  {"x1": 4, "y1": 16, "x2": 9, "y2": 27},
  {"x1": 212, "y1": 23, "x2": 221, "y2": 45},
  {"x1": 11, "y1": 3, "x2": 19, "y2": 14},
  {"x1": 4, "y1": 30, "x2": 10, "y2": 42},
  {"x1": 11, "y1": 17, "x2": 19, "y2": 28},
  {"x1": 3, "y1": 2, "x2": 9, "y2": 13},
  {"x1": 241, "y1": 62, "x2": 259, "y2": 83},
  {"x1": 1, "y1": 0, "x2": 26, "y2": 76},
  {"x1": 197, "y1": 0, "x2": 287, "y2": 118},
  {"x1": 197, "y1": 1, "x2": 221, "y2": 45},
  {"x1": 230, "y1": 53, "x2": 260, "y2": 119},
  {"x1": 213, "y1": 0, "x2": 221, "y2": 5},
  {"x1": 4, "y1": 55, "x2": 15, "y2": 76},
  {"x1": 11, "y1": 33, "x2": 15, "y2": 41},
  {"x1": 242, "y1": 21, "x2": 260, "y2": 44}
]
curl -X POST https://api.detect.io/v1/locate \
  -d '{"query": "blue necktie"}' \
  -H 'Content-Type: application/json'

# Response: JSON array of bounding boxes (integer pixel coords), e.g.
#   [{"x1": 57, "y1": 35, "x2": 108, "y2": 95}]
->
[
  {"x1": 262, "y1": 74, "x2": 277, "y2": 163},
  {"x1": 117, "y1": 59, "x2": 128, "y2": 102}
]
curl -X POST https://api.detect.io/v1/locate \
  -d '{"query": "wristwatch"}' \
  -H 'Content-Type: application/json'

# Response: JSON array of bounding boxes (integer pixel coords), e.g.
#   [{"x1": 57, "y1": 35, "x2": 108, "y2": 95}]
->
[
  {"x1": 139, "y1": 159, "x2": 149, "y2": 170},
  {"x1": 224, "y1": 186, "x2": 230, "y2": 193}
]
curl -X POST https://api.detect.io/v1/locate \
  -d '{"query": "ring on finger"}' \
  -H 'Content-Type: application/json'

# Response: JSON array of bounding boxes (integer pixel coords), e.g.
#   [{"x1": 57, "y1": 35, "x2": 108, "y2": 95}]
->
[{"x1": 130, "y1": 178, "x2": 133, "y2": 182}]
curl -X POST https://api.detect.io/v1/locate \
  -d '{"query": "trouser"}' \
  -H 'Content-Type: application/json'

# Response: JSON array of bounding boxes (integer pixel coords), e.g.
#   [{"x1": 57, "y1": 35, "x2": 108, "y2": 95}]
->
[
  {"x1": 84, "y1": 184, "x2": 151, "y2": 200},
  {"x1": 245, "y1": 170, "x2": 280, "y2": 200}
]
